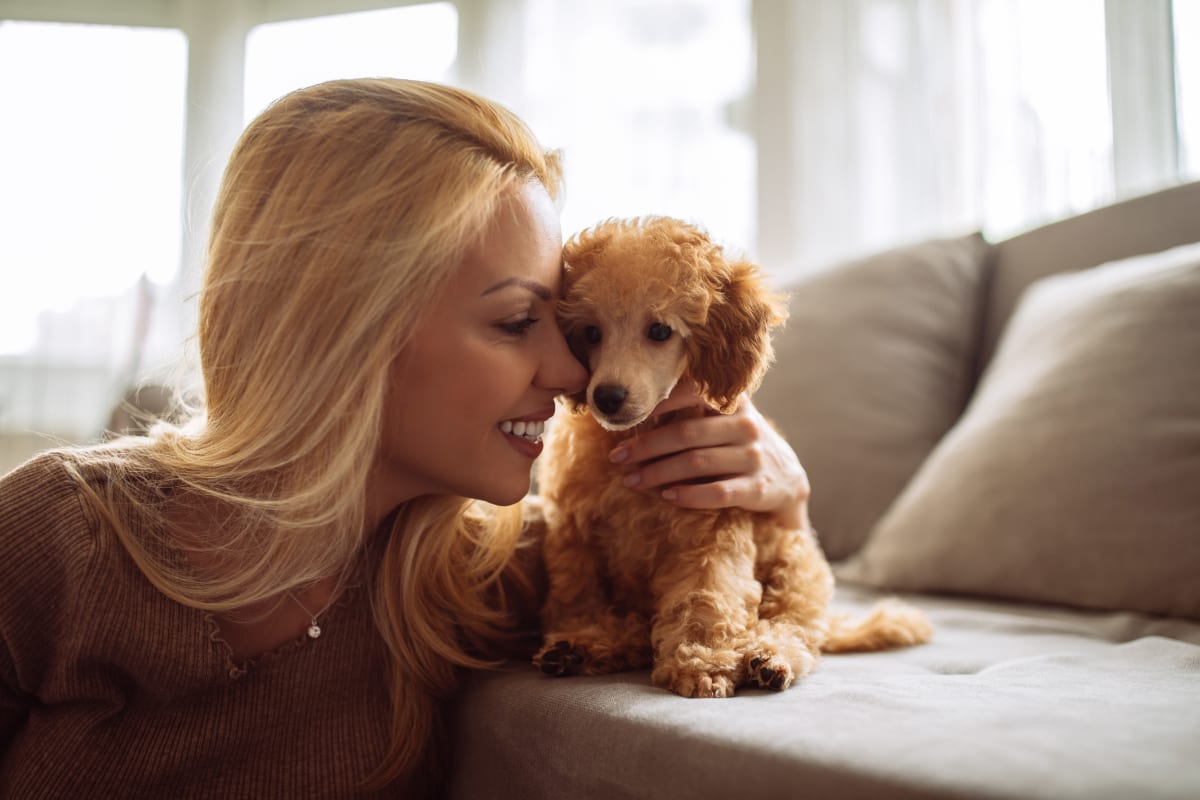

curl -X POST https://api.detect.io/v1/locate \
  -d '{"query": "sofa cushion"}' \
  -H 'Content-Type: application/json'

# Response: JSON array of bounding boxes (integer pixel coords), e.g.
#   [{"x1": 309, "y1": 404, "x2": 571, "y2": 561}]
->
[
  {"x1": 838, "y1": 242, "x2": 1200, "y2": 619},
  {"x1": 981, "y1": 180, "x2": 1200, "y2": 368},
  {"x1": 753, "y1": 233, "x2": 991, "y2": 560},
  {"x1": 450, "y1": 584, "x2": 1200, "y2": 800}
]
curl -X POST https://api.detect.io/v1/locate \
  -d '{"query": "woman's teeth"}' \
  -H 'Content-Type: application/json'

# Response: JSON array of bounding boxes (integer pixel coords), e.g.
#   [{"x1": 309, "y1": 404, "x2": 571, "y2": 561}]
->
[{"x1": 499, "y1": 419, "x2": 545, "y2": 442}]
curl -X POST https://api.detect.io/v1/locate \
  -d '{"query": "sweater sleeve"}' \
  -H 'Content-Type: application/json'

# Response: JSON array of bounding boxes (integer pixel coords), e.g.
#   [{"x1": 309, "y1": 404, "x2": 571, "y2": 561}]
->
[
  {"x1": 0, "y1": 452, "x2": 98, "y2": 747},
  {"x1": 0, "y1": 636, "x2": 26, "y2": 745}
]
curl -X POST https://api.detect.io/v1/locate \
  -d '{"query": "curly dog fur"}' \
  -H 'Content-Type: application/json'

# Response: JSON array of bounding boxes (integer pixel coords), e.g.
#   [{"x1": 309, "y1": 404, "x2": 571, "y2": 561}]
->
[{"x1": 533, "y1": 217, "x2": 931, "y2": 698}]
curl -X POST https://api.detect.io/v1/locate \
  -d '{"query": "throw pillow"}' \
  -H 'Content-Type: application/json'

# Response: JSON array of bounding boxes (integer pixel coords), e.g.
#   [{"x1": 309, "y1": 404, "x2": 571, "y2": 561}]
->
[
  {"x1": 753, "y1": 233, "x2": 991, "y2": 560},
  {"x1": 837, "y1": 242, "x2": 1200, "y2": 619}
]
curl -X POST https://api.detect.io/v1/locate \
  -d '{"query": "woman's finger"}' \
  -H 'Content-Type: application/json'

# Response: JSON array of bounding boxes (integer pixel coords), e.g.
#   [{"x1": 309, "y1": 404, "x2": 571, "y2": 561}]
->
[
  {"x1": 658, "y1": 476, "x2": 770, "y2": 510},
  {"x1": 620, "y1": 444, "x2": 761, "y2": 491},
  {"x1": 609, "y1": 408, "x2": 757, "y2": 467}
]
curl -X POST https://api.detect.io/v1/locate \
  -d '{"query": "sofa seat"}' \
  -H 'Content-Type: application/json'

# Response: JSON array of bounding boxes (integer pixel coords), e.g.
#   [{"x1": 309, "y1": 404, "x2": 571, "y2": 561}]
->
[
  {"x1": 449, "y1": 584, "x2": 1200, "y2": 800},
  {"x1": 450, "y1": 181, "x2": 1200, "y2": 799}
]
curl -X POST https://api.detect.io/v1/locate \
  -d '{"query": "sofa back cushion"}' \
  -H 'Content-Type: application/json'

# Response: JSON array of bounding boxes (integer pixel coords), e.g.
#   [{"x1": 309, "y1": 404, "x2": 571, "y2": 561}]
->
[
  {"x1": 838, "y1": 242, "x2": 1200, "y2": 619},
  {"x1": 753, "y1": 234, "x2": 991, "y2": 560},
  {"x1": 981, "y1": 180, "x2": 1200, "y2": 369}
]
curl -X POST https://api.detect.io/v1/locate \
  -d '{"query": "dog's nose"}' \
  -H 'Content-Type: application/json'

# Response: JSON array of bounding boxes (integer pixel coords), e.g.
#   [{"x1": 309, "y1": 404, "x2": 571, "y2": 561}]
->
[{"x1": 593, "y1": 384, "x2": 627, "y2": 415}]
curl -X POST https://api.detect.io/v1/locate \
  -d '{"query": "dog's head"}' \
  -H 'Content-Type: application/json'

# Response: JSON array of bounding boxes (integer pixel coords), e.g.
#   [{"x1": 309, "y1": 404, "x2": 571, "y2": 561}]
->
[{"x1": 558, "y1": 217, "x2": 787, "y2": 430}]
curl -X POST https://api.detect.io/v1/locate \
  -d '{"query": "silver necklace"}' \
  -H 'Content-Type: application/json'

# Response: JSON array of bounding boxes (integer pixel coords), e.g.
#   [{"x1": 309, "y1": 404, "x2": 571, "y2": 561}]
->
[{"x1": 287, "y1": 589, "x2": 337, "y2": 639}]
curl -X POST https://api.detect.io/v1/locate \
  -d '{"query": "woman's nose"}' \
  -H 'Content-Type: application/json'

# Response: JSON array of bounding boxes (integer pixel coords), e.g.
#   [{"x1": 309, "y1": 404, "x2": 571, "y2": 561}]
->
[{"x1": 540, "y1": 327, "x2": 588, "y2": 396}]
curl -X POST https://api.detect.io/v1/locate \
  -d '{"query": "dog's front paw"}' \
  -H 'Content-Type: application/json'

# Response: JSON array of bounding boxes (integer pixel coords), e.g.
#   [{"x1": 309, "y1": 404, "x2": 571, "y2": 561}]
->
[
  {"x1": 670, "y1": 670, "x2": 738, "y2": 698},
  {"x1": 533, "y1": 640, "x2": 587, "y2": 677},
  {"x1": 746, "y1": 653, "x2": 794, "y2": 691}
]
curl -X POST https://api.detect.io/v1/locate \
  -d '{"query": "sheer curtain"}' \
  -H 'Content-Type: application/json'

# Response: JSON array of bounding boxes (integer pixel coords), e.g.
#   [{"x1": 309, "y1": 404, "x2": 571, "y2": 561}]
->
[
  {"x1": 753, "y1": 0, "x2": 1121, "y2": 279},
  {"x1": 1175, "y1": 0, "x2": 1200, "y2": 176},
  {"x1": 465, "y1": 0, "x2": 1173, "y2": 280},
  {"x1": 452, "y1": 0, "x2": 756, "y2": 253}
]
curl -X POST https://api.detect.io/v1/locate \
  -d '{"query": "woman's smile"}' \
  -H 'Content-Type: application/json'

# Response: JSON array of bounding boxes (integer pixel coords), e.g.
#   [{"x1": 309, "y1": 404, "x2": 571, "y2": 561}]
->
[{"x1": 498, "y1": 408, "x2": 554, "y2": 457}]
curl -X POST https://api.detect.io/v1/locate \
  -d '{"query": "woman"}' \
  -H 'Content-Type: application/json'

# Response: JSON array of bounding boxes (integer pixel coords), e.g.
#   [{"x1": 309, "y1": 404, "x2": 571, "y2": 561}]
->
[{"x1": 0, "y1": 79, "x2": 809, "y2": 796}]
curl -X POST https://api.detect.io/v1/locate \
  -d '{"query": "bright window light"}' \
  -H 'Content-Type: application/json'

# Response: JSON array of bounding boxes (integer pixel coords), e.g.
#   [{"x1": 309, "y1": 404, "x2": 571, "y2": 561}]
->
[
  {"x1": 975, "y1": 0, "x2": 1113, "y2": 235},
  {"x1": 520, "y1": 0, "x2": 755, "y2": 257},
  {"x1": 0, "y1": 21, "x2": 186, "y2": 356},
  {"x1": 243, "y1": 3, "x2": 458, "y2": 123},
  {"x1": 1177, "y1": 0, "x2": 1200, "y2": 178}
]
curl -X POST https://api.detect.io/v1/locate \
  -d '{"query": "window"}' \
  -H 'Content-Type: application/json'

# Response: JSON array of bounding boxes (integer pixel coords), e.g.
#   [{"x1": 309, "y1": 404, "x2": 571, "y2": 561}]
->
[
  {"x1": 1177, "y1": 0, "x2": 1200, "y2": 178},
  {"x1": 2, "y1": 0, "x2": 1197, "y2": 472},
  {"x1": 516, "y1": 0, "x2": 755, "y2": 253},
  {"x1": 0, "y1": 21, "x2": 186, "y2": 442},
  {"x1": 751, "y1": 0, "x2": 1119, "y2": 275},
  {"x1": 244, "y1": 3, "x2": 457, "y2": 122},
  {"x1": 972, "y1": 0, "x2": 1114, "y2": 235}
]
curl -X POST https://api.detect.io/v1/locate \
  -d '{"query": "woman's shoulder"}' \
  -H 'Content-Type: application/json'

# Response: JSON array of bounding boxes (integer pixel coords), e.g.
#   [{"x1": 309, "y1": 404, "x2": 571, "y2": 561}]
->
[
  {"x1": 2, "y1": 448, "x2": 94, "y2": 523},
  {"x1": 0, "y1": 443, "x2": 168, "y2": 640},
  {"x1": 0, "y1": 447, "x2": 123, "y2": 588},
  {"x1": 4, "y1": 446, "x2": 90, "y2": 525}
]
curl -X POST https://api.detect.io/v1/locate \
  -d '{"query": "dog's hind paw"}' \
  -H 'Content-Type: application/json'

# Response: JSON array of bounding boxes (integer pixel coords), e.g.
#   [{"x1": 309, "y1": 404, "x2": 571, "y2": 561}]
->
[
  {"x1": 533, "y1": 640, "x2": 587, "y2": 677},
  {"x1": 747, "y1": 654, "x2": 794, "y2": 691}
]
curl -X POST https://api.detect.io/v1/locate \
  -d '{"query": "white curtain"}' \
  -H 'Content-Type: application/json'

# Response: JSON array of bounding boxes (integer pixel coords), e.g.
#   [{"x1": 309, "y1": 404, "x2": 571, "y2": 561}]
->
[{"x1": 754, "y1": 0, "x2": 1126, "y2": 278}]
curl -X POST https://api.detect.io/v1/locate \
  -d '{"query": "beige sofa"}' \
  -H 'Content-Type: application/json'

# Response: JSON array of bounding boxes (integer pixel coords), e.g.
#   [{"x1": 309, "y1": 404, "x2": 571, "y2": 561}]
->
[{"x1": 448, "y1": 182, "x2": 1200, "y2": 799}]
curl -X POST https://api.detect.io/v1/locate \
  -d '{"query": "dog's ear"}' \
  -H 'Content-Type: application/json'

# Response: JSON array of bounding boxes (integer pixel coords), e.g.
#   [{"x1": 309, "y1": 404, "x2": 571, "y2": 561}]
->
[{"x1": 686, "y1": 258, "x2": 788, "y2": 413}]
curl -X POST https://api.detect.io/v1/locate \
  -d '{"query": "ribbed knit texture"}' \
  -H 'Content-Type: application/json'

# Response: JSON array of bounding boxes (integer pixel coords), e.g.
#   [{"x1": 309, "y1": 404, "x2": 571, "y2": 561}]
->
[{"x1": 0, "y1": 452, "x2": 410, "y2": 798}]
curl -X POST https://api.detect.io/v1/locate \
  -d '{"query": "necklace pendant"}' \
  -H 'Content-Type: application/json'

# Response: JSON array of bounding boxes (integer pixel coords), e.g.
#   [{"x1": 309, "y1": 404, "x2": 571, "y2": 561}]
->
[{"x1": 307, "y1": 622, "x2": 322, "y2": 639}]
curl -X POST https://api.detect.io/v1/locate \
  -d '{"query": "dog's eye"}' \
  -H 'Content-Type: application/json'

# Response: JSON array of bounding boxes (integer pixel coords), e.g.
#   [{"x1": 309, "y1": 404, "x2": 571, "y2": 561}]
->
[
  {"x1": 647, "y1": 323, "x2": 673, "y2": 342},
  {"x1": 583, "y1": 326, "x2": 602, "y2": 345}
]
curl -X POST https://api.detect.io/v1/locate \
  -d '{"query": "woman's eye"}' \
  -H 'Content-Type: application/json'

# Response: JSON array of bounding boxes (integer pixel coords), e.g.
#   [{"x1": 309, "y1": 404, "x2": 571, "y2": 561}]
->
[
  {"x1": 583, "y1": 326, "x2": 602, "y2": 345},
  {"x1": 501, "y1": 317, "x2": 539, "y2": 336},
  {"x1": 648, "y1": 323, "x2": 672, "y2": 342}
]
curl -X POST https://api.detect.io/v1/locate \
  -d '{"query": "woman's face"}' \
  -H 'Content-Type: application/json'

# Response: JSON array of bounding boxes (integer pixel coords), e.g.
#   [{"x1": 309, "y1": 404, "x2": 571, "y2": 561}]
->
[{"x1": 372, "y1": 181, "x2": 587, "y2": 511}]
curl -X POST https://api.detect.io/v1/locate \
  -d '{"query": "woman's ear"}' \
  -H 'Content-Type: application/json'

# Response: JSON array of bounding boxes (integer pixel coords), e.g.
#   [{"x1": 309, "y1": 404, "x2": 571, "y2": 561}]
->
[{"x1": 685, "y1": 259, "x2": 788, "y2": 413}]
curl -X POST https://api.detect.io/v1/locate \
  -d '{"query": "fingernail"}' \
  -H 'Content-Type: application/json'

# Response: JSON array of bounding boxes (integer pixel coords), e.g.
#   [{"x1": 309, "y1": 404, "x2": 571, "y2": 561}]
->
[
  {"x1": 661, "y1": 488, "x2": 678, "y2": 501},
  {"x1": 622, "y1": 472, "x2": 641, "y2": 488},
  {"x1": 610, "y1": 446, "x2": 629, "y2": 464}
]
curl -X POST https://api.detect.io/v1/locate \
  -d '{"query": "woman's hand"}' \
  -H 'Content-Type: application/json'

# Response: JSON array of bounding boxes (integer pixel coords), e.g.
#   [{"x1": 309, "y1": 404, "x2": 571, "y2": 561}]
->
[{"x1": 607, "y1": 380, "x2": 811, "y2": 529}]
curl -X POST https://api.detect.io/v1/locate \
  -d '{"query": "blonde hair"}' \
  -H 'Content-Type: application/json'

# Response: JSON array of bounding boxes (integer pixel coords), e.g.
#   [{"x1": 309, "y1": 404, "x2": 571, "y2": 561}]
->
[{"x1": 70, "y1": 78, "x2": 562, "y2": 788}]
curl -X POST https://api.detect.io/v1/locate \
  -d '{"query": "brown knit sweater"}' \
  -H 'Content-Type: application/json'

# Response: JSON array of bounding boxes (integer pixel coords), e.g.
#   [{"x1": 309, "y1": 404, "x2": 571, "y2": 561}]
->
[{"x1": 0, "y1": 451, "x2": 410, "y2": 798}]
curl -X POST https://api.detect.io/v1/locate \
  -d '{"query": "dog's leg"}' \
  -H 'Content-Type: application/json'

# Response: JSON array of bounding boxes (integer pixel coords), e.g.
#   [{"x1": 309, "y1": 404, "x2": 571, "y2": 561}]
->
[
  {"x1": 743, "y1": 524, "x2": 931, "y2": 688},
  {"x1": 534, "y1": 516, "x2": 652, "y2": 677},
  {"x1": 649, "y1": 521, "x2": 761, "y2": 698},
  {"x1": 534, "y1": 611, "x2": 653, "y2": 677},
  {"x1": 742, "y1": 523, "x2": 834, "y2": 691}
]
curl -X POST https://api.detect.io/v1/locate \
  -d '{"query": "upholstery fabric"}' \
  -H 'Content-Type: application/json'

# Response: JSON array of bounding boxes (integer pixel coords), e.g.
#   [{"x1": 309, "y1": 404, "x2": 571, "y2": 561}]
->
[
  {"x1": 838, "y1": 242, "x2": 1200, "y2": 618},
  {"x1": 753, "y1": 233, "x2": 991, "y2": 560},
  {"x1": 449, "y1": 584, "x2": 1200, "y2": 800}
]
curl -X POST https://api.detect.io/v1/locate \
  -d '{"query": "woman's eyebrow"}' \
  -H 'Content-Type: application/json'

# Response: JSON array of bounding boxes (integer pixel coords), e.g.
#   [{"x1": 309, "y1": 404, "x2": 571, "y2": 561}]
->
[{"x1": 481, "y1": 277, "x2": 552, "y2": 300}]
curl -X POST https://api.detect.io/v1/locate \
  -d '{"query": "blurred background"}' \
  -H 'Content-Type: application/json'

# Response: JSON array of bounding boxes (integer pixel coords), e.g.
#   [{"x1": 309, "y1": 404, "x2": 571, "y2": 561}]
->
[{"x1": 1, "y1": 0, "x2": 1197, "y2": 472}]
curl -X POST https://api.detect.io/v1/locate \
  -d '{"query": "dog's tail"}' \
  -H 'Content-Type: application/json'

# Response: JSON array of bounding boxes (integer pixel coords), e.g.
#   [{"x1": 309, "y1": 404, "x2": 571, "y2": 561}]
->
[{"x1": 821, "y1": 598, "x2": 933, "y2": 653}]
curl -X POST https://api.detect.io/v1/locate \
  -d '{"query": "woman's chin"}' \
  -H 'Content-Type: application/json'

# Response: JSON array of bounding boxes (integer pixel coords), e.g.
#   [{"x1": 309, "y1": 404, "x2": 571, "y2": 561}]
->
[{"x1": 475, "y1": 476, "x2": 532, "y2": 507}]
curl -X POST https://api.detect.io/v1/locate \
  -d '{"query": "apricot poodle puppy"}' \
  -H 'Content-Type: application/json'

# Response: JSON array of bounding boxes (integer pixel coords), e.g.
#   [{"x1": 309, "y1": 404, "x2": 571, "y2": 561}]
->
[{"x1": 533, "y1": 217, "x2": 931, "y2": 698}]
